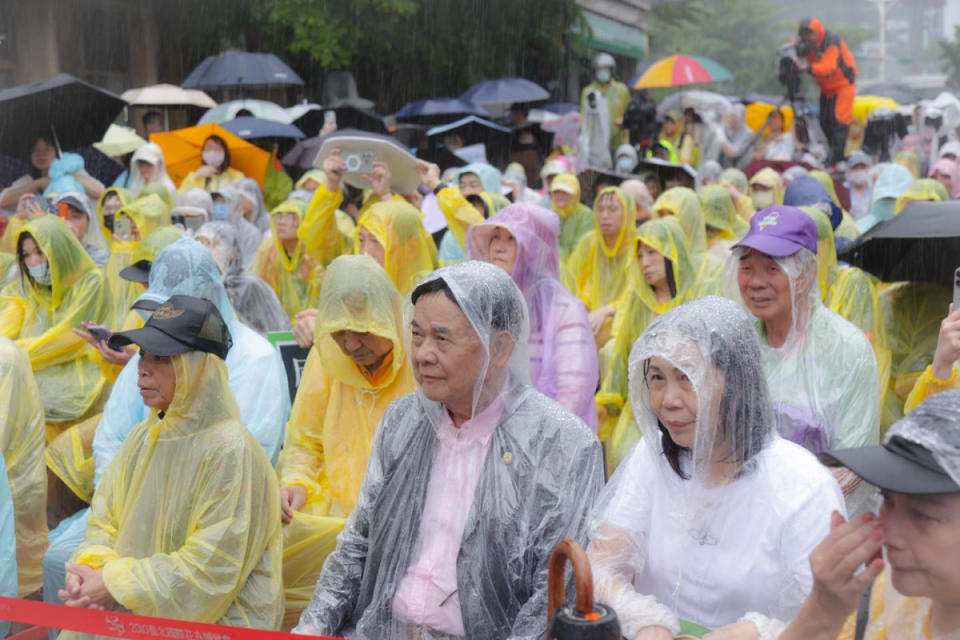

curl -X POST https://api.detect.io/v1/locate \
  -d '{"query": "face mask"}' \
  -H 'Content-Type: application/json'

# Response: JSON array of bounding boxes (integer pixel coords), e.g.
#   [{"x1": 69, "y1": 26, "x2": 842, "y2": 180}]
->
[
  {"x1": 211, "y1": 202, "x2": 231, "y2": 221},
  {"x1": 596, "y1": 69, "x2": 612, "y2": 84},
  {"x1": 847, "y1": 169, "x2": 869, "y2": 187},
  {"x1": 615, "y1": 158, "x2": 636, "y2": 173},
  {"x1": 27, "y1": 262, "x2": 50, "y2": 285},
  {"x1": 751, "y1": 191, "x2": 775, "y2": 210},
  {"x1": 202, "y1": 150, "x2": 225, "y2": 167}
]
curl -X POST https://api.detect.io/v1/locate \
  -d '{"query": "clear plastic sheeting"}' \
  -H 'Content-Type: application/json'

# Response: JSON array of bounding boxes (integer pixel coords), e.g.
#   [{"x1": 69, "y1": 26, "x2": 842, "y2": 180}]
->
[
  {"x1": 0, "y1": 336, "x2": 46, "y2": 594},
  {"x1": 653, "y1": 186, "x2": 725, "y2": 286},
  {"x1": 725, "y1": 247, "x2": 880, "y2": 516},
  {"x1": 355, "y1": 199, "x2": 439, "y2": 296},
  {"x1": 237, "y1": 177, "x2": 270, "y2": 233},
  {"x1": 196, "y1": 221, "x2": 290, "y2": 336},
  {"x1": 467, "y1": 203, "x2": 599, "y2": 430},
  {"x1": 588, "y1": 296, "x2": 844, "y2": 636},
  {"x1": 212, "y1": 184, "x2": 263, "y2": 270},
  {"x1": 295, "y1": 260, "x2": 604, "y2": 639},
  {"x1": 889, "y1": 388, "x2": 960, "y2": 490},
  {"x1": 62, "y1": 351, "x2": 283, "y2": 635},
  {"x1": 0, "y1": 452, "x2": 15, "y2": 637}
]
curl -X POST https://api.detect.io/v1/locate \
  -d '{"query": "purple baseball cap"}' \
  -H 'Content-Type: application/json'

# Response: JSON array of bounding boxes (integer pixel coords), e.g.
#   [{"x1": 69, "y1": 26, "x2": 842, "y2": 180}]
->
[{"x1": 732, "y1": 204, "x2": 818, "y2": 257}]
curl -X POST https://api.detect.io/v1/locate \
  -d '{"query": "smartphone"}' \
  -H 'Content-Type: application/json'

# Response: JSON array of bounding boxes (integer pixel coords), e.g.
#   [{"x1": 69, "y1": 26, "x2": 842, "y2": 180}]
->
[
  {"x1": 86, "y1": 324, "x2": 124, "y2": 351},
  {"x1": 113, "y1": 215, "x2": 133, "y2": 241},
  {"x1": 954, "y1": 267, "x2": 960, "y2": 312},
  {"x1": 324, "y1": 110, "x2": 336, "y2": 126},
  {"x1": 342, "y1": 151, "x2": 374, "y2": 175}
]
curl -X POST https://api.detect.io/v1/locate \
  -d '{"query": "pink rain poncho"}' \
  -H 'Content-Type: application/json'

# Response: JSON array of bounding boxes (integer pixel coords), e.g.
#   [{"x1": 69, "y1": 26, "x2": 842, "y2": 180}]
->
[{"x1": 468, "y1": 202, "x2": 599, "y2": 431}]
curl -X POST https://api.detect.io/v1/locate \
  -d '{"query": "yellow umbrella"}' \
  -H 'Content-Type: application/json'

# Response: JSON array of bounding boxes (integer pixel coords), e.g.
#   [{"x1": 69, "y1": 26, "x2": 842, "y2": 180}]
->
[
  {"x1": 150, "y1": 122, "x2": 270, "y2": 188},
  {"x1": 745, "y1": 102, "x2": 794, "y2": 134}
]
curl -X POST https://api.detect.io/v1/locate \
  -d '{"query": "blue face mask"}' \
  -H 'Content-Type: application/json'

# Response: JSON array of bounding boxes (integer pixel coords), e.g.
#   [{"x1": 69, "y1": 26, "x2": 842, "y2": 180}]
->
[
  {"x1": 596, "y1": 69, "x2": 612, "y2": 84},
  {"x1": 211, "y1": 202, "x2": 231, "y2": 221}
]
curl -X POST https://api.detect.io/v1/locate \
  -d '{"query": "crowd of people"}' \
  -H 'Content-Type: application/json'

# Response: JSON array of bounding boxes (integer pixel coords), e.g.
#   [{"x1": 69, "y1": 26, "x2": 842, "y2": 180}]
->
[{"x1": 2, "y1": 18, "x2": 960, "y2": 640}]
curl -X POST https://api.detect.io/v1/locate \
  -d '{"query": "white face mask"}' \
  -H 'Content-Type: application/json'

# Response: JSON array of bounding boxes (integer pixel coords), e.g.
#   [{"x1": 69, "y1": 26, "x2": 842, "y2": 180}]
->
[
  {"x1": 202, "y1": 149, "x2": 225, "y2": 167},
  {"x1": 27, "y1": 262, "x2": 51, "y2": 285},
  {"x1": 751, "y1": 191, "x2": 775, "y2": 210},
  {"x1": 847, "y1": 169, "x2": 870, "y2": 187}
]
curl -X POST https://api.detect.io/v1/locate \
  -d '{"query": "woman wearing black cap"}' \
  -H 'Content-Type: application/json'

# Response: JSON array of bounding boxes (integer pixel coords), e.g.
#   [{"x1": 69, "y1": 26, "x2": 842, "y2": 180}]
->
[{"x1": 780, "y1": 389, "x2": 960, "y2": 639}]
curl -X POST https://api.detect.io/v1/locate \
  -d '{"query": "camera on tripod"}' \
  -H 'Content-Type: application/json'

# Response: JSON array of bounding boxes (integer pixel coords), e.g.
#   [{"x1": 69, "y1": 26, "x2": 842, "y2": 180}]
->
[
  {"x1": 776, "y1": 41, "x2": 808, "y2": 100},
  {"x1": 622, "y1": 89, "x2": 658, "y2": 150}
]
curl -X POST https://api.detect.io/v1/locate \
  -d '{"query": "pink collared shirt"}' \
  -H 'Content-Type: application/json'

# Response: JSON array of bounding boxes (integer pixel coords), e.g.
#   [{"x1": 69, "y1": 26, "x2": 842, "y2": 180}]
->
[{"x1": 392, "y1": 389, "x2": 507, "y2": 636}]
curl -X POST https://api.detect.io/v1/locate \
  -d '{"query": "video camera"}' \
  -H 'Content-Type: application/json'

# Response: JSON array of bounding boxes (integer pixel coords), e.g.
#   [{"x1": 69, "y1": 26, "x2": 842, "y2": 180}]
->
[
  {"x1": 776, "y1": 41, "x2": 807, "y2": 100},
  {"x1": 622, "y1": 89, "x2": 658, "y2": 149}
]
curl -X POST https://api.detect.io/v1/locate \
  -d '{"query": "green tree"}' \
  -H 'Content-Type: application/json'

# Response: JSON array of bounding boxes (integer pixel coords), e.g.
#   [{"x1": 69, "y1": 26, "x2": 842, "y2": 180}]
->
[{"x1": 940, "y1": 25, "x2": 960, "y2": 89}]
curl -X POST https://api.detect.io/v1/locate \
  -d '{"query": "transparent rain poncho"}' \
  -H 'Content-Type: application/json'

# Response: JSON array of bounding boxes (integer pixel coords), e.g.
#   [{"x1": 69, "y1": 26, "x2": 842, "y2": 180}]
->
[
  {"x1": 0, "y1": 451, "x2": 15, "y2": 637},
  {"x1": 354, "y1": 199, "x2": 439, "y2": 296},
  {"x1": 52, "y1": 191, "x2": 109, "y2": 267},
  {"x1": 857, "y1": 163, "x2": 915, "y2": 234},
  {"x1": 0, "y1": 335, "x2": 47, "y2": 594},
  {"x1": 252, "y1": 199, "x2": 325, "y2": 321},
  {"x1": 237, "y1": 177, "x2": 270, "y2": 233},
  {"x1": 653, "y1": 186, "x2": 725, "y2": 286},
  {"x1": 296, "y1": 260, "x2": 604, "y2": 639},
  {"x1": 467, "y1": 202, "x2": 599, "y2": 430},
  {"x1": 214, "y1": 184, "x2": 263, "y2": 270},
  {"x1": 549, "y1": 173, "x2": 595, "y2": 265},
  {"x1": 279, "y1": 255, "x2": 417, "y2": 627},
  {"x1": 588, "y1": 296, "x2": 844, "y2": 637},
  {"x1": 2, "y1": 216, "x2": 107, "y2": 428},
  {"x1": 566, "y1": 186, "x2": 639, "y2": 312},
  {"x1": 196, "y1": 221, "x2": 290, "y2": 336},
  {"x1": 126, "y1": 142, "x2": 177, "y2": 201},
  {"x1": 61, "y1": 350, "x2": 283, "y2": 635},
  {"x1": 699, "y1": 184, "x2": 748, "y2": 258},
  {"x1": 725, "y1": 247, "x2": 880, "y2": 516},
  {"x1": 96, "y1": 187, "x2": 134, "y2": 249}
]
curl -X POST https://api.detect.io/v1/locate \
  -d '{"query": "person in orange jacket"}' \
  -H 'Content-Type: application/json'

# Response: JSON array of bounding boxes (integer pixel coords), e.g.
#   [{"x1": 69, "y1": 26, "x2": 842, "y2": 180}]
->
[{"x1": 797, "y1": 18, "x2": 857, "y2": 166}]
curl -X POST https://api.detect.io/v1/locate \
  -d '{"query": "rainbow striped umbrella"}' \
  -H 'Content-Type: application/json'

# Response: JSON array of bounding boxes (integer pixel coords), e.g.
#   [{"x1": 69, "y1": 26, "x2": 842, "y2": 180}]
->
[{"x1": 631, "y1": 55, "x2": 732, "y2": 89}]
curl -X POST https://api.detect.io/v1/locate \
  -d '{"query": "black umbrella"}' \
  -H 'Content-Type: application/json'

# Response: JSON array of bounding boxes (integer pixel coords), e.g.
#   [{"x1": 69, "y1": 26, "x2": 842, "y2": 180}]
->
[
  {"x1": 294, "y1": 106, "x2": 388, "y2": 137},
  {"x1": 841, "y1": 200, "x2": 960, "y2": 287},
  {"x1": 182, "y1": 52, "x2": 304, "y2": 90},
  {"x1": 0, "y1": 73, "x2": 126, "y2": 155},
  {"x1": 426, "y1": 116, "x2": 512, "y2": 167}
]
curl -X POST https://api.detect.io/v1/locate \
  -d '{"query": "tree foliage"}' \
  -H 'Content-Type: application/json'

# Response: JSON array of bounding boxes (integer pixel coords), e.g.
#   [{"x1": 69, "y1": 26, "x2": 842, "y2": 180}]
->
[{"x1": 940, "y1": 25, "x2": 960, "y2": 90}]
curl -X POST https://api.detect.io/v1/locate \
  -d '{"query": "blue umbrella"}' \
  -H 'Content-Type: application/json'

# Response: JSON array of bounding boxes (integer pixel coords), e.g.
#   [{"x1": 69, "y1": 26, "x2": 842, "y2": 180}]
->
[
  {"x1": 395, "y1": 98, "x2": 490, "y2": 124},
  {"x1": 222, "y1": 116, "x2": 305, "y2": 140},
  {"x1": 182, "y1": 51, "x2": 304, "y2": 90},
  {"x1": 459, "y1": 77, "x2": 549, "y2": 106},
  {"x1": 543, "y1": 102, "x2": 579, "y2": 115}
]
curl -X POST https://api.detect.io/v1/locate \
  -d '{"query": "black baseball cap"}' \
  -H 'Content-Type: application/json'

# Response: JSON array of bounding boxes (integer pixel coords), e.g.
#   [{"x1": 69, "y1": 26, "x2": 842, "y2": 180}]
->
[
  {"x1": 820, "y1": 436, "x2": 960, "y2": 494},
  {"x1": 108, "y1": 294, "x2": 232, "y2": 359},
  {"x1": 119, "y1": 259, "x2": 152, "y2": 284}
]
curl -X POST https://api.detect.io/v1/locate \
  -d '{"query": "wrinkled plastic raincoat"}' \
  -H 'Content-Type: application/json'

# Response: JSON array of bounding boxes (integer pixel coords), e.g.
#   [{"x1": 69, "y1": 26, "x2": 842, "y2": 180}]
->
[
  {"x1": 253, "y1": 199, "x2": 325, "y2": 320},
  {"x1": 295, "y1": 261, "x2": 604, "y2": 639},
  {"x1": 928, "y1": 157, "x2": 960, "y2": 198},
  {"x1": 856, "y1": 164, "x2": 915, "y2": 234},
  {"x1": 213, "y1": 184, "x2": 263, "y2": 270},
  {"x1": 61, "y1": 350, "x2": 283, "y2": 635},
  {"x1": 894, "y1": 177, "x2": 948, "y2": 214},
  {"x1": 279, "y1": 255, "x2": 417, "y2": 626},
  {"x1": 588, "y1": 296, "x2": 844, "y2": 637},
  {"x1": 355, "y1": 199, "x2": 438, "y2": 296},
  {"x1": 126, "y1": 142, "x2": 177, "y2": 201},
  {"x1": 237, "y1": 177, "x2": 270, "y2": 233},
  {"x1": 699, "y1": 184, "x2": 748, "y2": 258},
  {"x1": 598, "y1": 217, "x2": 720, "y2": 462},
  {"x1": 53, "y1": 191, "x2": 109, "y2": 267},
  {"x1": 0, "y1": 336, "x2": 46, "y2": 594},
  {"x1": 435, "y1": 178, "x2": 509, "y2": 264},
  {"x1": 748, "y1": 167, "x2": 784, "y2": 215},
  {"x1": 726, "y1": 248, "x2": 880, "y2": 516},
  {"x1": 102, "y1": 194, "x2": 171, "y2": 327},
  {"x1": 0, "y1": 452, "x2": 15, "y2": 636},
  {"x1": 567, "y1": 186, "x2": 638, "y2": 312},
  {"x1": 653, "y1": 186, "x2": 725, "y2": 286},
  {"x1": 467, "y1": 203, "x2": 599, "y2": 430},
  {"x1": 95, "y1": 187, "x2": 133, "y2": 248},
  {"x1": 196, "y1": 221, "x2": 290, "y2": 336},
  {"x1": 300, "y1": 182, "x2": 390, "y2": 268},
  {"x1": 550, "y1": 174, "x2": 595, "y2": 265},
  {"x1": 805, "y1": 170, "x2": 859, "y2": 241},
  {"x1": 1, "y1": 216, "x2": 107, "y2": 430}
]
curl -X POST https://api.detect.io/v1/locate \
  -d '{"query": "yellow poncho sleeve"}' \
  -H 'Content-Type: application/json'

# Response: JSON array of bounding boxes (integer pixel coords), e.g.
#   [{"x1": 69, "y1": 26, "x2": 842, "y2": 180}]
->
[{"x1": 436, "y1": 185, "x2": 485, "y2": 251}]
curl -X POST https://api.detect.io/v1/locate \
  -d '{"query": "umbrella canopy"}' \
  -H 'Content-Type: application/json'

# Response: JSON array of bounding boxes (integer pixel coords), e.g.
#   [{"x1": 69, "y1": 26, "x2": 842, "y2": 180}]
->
[
  {"x1": 121, "y1": 84, "x2": 216, "y2": 108},
  {"x1": 459, "y1": 77, "x2": 550, "y2": 106},
  {"x1": 92, "y1": 124, "x2": 147, "y2": 157},
  {"x1": 199, "y1": 99, "x2": 293, "y2": 125},
  {"x1": 286, "y1": 103, "x2": 323, "y2": 124},
  {"x1": 281, "y1": 134, "x2": 325, "y2": 170},
  {"x1": 841, "y1": 200, "x2": 960, "y2": 287},
  {"x1": 222, "y1": 116, "x2": 305, "y2": 140},
  {"x1": 294, "y1": 106, "x2": 387, "y2": 137},
  {"x1": 426, "y1": 115, "x2": 512, "y2": 167},
  {"x1": 182, "y1": 51, "x2": 304, "y2": 90},
  {"x1": 656, "y1": 89, "x2": 734, "y2": 120},
  {"x1": 150, "y1": 122, "x2": 270, "y2": 188},
  {"x1": 0, "y1": 73, "x2": 126, "y2": 154},
  {"x1": 631, "y1": 55, "x2": 732, "y2": 89},
  {"x1": 395, "y1": 98, "x2": 490, "y2": 124}
]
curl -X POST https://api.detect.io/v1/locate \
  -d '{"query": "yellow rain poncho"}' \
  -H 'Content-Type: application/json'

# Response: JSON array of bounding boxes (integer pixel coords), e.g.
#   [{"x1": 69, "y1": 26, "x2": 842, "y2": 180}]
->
[
  {"x1": 0, "y1": 336, "x2": 47, "y2": 594},
  {"x1": 434, "y1": 181, "x2": 510, "y2": 265},
  {"x1": 0, "y1": 214, "x2": 27, "y2": 255},
  {"x1": 354, "y1": 199, "x2": 438, "y2": 295},
  {"x1": 63, "y1": 350, "x2": 283, "y2": 634},
  {"x1": 808, "y1": 170, "x2": 860, "y2": 241},
  {"x1": 748, "y1": 167, "x2": 784, "y2": 211},
  {"x1": 95, "y1": 186, "x2": 134, "y2": 248},
  {"x1": 278, "y1": 254, "x2": 416, "y2": 628},
  {"x1": 253, "y1": 199, "x2": 325, "y2": 320},
  {"x1": 567, "y1": 187, "x2": 638, "y2": 316},
  {"x1": 894, "y1": 150, "x2": 920, "y2": 178},
  {"x1": 895, "y1": 178, "x2": 948, "y2": 214},
  {"x1": 550, "y1": 173, "x2": 595, "y2": 265},
  {"x1": 653, "y1": 186, "x2": 725, "y2": 287},
  {"x1": 300, "y1": 183, "x2": 386, "y2": 268},
  {"x1": 102, "y1": 195, "x2": 171, "y2": 327},
  {"x1": 1, "y1": 216, "x2": 107, "y2": 436},
  {"x1": 699, "y1": 184, "x2": 748, "y2": 256}
]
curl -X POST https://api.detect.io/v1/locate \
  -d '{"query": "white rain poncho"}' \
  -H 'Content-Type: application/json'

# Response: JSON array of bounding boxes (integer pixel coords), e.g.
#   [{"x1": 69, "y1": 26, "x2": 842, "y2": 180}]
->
[
  {"x1": 213, "y1": 184, "x2": 263, "y2": 270},
  {"x1": 237, "y1": 177, "x2": 270, "y2": 233},
  {"x1": 726, "y1": 247, "x2": 880, "y2": 516},
  {"x1": 588, "y1": 296, "x2": 844, "y2": 637},
  {"x1": 51, "y1": 191, "x2": 109, "y2": 267},
  {"x1": 195, "y1": 221, "x2": 291, "y2": 336},
  {"x1": 295, "y1": 261, "x2": 604, "y2": 639},
  {"x1": 126, "y1": 142, "x2": 177, "y2": 201},
  {"x1": 0, "y1": 451, "x2": 15, "y2": 637}
]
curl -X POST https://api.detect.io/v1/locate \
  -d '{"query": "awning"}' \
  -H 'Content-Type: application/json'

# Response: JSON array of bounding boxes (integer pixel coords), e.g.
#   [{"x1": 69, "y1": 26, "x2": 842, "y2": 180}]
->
[{"x1": 576, "y1": 11, "x2": 648, "y2": 60}]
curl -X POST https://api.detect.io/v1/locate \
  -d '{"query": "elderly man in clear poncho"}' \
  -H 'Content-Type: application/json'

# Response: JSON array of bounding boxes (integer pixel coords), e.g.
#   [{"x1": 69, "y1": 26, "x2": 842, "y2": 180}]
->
[
  {"x1": 727, "y1": 204, "x2": 880, "y2": 517},
  {"x1": 294, "y1": 261, "x2": 604, "y2": 639}
]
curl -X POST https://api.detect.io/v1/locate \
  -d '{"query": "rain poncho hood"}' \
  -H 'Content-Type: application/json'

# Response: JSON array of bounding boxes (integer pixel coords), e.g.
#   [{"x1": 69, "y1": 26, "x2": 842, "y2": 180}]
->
[
  {"x1": 567, "y1": 186, "x2": 637, "y2": 311},
  {"x1": 296, "y1": 260, "x2": 603, "y2": 639},
  {"x1": 0, "y1": 336, "x2": 47, "y2": 594},
  {"x1": 895, "y1": 177, "x2": 948, "y2": 214},
  {"x1": 237, "y1": 177, "x2": 270, "y2": 233},
  {"x1": 588, "y1": 296, "x2": 844, "y2": 634},
  {"x1": 549, "y1": 173, "x2": 583, "y2": 218},
  {"x1": 928, "y1": 157, "x2": 960, "y2": 199},
  {"x1": 127, "y1": 142, "x2": 177, "y2": 201},
  {"x1": 456, "y1": 163, "x2": 502, "y2": 195},
  {"x1": 95, "y1": 186, "x2": 133, "y2": 246},
  {"x1": 294, "y1": 169, "x2": 327, "y2": 191},
  {"x1": 355, "y1": 199, "x2": 438, "y2": 295},
  {"x1": 894, "y1": 150, "x2": 920, "y2": 178},
  {"x1": 654, "y1": 187, "x2": 708, "y2": 254},
  {"x1": 782, "y1": 175, "x2": 842, "y2": 229},
  {"x1": 212, "y1": 184, "x2": 262, "y2": 269},
  {"x1": 549, "y1": 173, "x2": 595, "y2": 265},
  {"x1": 889, "y1": 389, "x2": 960, "y2": 488},
  {"x1": 749, "y1": 167, "x2": 784, "y2": 205},
  {"x1": 53, "y1": 191, "x2": 109, "y2": 266},
  {"x1": 130, "y1": 226, "x2": 184, "y2": 266},
  {"x1": 63, "y1": 350, "x2": 283, "y2": 631},
  {"x1": 858, "y1": 163, "x2": 915, "y2": 233},
  {"x1": 699, "y1": 184, "x2": 748, "y2": 241},
  {"x1": 719, "y1": 167, "x2": 749, "y2": 194},
  {"x1": 467, "y1": 204, "x2": 599, "y2": 429}
]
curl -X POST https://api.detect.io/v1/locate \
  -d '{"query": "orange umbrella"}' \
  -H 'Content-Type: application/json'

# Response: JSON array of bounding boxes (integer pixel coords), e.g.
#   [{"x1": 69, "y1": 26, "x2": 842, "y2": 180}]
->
[{"x1": 150, "y1": 122, "x2": 270, "y2": 188}]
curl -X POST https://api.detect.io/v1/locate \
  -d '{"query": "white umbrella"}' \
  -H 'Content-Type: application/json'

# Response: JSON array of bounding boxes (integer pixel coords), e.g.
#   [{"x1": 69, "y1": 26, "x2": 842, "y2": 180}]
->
[
  {"x1": 121, "y1": 84, "x2": 216, "y2": 108},
  {"x1": 198, "y1": 99, "x2": 293, "y2": 125}
]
